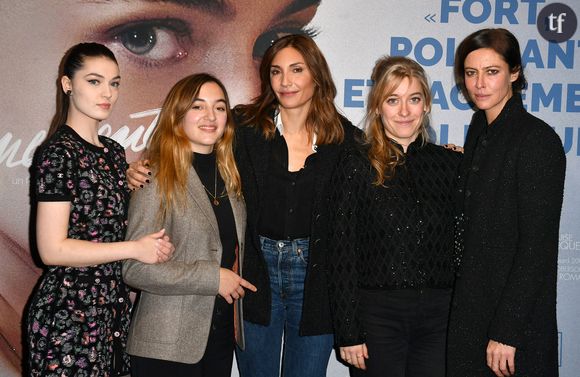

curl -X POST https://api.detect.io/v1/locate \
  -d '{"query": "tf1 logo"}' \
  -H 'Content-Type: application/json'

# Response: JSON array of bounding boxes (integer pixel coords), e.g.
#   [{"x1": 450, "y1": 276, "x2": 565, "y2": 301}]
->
[{"x1": 537, "y1": 3, "x2": 577, "y2": 43}]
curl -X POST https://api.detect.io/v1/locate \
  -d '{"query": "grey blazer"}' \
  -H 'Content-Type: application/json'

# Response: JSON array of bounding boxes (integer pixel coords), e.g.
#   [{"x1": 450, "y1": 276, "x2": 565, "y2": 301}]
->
[{"x1": 122, "y1": 166, "x2": 246, "y2": 364}]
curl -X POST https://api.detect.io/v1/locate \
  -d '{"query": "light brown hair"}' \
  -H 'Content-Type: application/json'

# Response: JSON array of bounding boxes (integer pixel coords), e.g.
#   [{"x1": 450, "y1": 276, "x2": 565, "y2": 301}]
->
[
  {"x1": 365, "y1": 56, "x2": 431, "y2": 185},
  {"x1": 146, "y1": 73, "x2": 241, "y2": 221}
]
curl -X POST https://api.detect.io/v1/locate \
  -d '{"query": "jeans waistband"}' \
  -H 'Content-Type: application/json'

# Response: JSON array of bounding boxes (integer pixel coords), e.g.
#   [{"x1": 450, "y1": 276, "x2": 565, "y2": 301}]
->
[{"x1": 259, "y1": 235, "x2": 310, "y2": 252}]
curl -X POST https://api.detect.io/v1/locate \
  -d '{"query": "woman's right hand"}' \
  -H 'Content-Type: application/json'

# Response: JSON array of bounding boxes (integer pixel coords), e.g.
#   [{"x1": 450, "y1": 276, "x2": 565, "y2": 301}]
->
[
  {"x1": 340, "y1": 344, "x2": 369, "y2": 370},
  {"x1": 218, "y1": 268, "x2": 257, "y2": 304},
  {"x1": 134, "y1": 228, "x2": 175, "y2": 264},
  {"x1": 443, "y1": 143, "x2": 465, "y2": 153},
  {"x1": 127, "y1": 159, "x2": 151, "y2": 190}
]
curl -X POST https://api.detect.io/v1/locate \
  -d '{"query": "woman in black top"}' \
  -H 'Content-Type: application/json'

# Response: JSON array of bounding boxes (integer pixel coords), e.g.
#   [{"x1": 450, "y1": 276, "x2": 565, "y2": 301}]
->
[
  {"x1": 233, "y1": 34, "x2": 363, "y2": 377},
  {"x1": 447, "y1": 28, "x2": 565, "y2": 377},
  {"x1": 327, "y1": 56, "x2": 460, "y2": 377}
]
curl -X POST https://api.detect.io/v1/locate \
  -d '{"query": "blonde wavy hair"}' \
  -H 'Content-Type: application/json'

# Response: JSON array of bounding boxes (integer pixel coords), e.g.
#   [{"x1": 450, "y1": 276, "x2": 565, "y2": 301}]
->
[
  {"x1": 364, "y1": 56, "x2": 432, "y2": 185},
  {"x1": 146, "y1": 73, "x2": 241, "y2": 221}
]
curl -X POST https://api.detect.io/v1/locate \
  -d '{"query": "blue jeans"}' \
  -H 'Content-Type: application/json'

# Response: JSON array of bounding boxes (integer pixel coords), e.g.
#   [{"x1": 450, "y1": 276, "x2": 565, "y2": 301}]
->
[{"x1": 236, "y1": 236, "x2": 333, "y2": 377}]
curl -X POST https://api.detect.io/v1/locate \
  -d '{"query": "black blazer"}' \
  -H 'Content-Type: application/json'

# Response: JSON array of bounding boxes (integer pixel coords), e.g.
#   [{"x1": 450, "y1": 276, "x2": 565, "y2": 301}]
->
[
  {"x1": 447, "y1": 94, "x2": 566, "y2": 377},
  {"x1": 234, "y1": 116, "x2": 363, "y2": 336}
]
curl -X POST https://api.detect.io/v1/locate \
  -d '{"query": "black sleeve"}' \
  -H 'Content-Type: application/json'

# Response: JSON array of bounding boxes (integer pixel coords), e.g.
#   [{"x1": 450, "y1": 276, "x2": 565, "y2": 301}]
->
[
  {"x1": 488, "y1": 124, "x2": 566, "y2": 346},
  {"x1": 326, "y1": 147, "x2": 370, "y2": 347}
]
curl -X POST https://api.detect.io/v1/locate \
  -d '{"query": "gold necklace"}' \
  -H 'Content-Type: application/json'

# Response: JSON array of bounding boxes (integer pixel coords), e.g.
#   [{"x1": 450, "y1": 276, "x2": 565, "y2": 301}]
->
[{"x1": 203, "y1": 161, "x2": 227, "y2": 206}]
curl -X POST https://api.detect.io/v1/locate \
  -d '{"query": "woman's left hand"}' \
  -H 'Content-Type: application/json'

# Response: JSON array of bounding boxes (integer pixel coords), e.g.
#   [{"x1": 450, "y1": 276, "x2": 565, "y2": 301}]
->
[
  {"x1": 340, "y1": 344, "x2": 369, "y2": 370},
  {"x1": 487, "y1": 339, "x2": 516, "y2": 377},
  {"x1": 127, "y1": 159, "x2": 151, "y2": 190}
]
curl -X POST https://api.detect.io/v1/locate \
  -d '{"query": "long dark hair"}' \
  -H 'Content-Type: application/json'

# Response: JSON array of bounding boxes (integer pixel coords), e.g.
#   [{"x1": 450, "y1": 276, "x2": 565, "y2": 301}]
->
[
  {"x1": 47, "y1": 43, "x2": 118, "y2": 138},
  {"x1": 235, "y1": 34, "x2": 344, "y2": 145}
]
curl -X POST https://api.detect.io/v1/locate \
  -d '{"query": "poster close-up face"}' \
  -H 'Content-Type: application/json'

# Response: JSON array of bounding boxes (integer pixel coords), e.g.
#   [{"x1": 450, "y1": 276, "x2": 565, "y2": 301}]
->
[
  {"x1": 1, "y1": 1, "x2": 578, "y2": 376},
  {"x1": 0, "y1": 1, "x2": 320, "y2": 373}
]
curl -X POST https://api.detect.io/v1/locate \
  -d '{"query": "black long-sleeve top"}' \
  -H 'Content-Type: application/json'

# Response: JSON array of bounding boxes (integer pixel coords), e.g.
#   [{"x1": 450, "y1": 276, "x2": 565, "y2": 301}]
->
[
  {"x1": 257, "y1": 133, "x2": 319, "y2": 240},
  {"x1": 327, "y1": 138, "x2": 461, "y2": 346},
  {"x1": 235, "y1": 115, "x2": 364, "y2": 336}
]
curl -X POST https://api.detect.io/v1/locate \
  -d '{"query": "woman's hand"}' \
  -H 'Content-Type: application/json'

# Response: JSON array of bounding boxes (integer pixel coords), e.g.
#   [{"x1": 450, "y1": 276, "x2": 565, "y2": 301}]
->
[
  {"x1": 134, "y1": 229, "x2": 175, "y2": 264},
  {"x1": 487, "y1": 340, "x2": 516, "y2": 377},
  {"x1": 443, "y1": 143, "x2": 464, "y2": 153},
  {"x1": 127, "y1": 159, "x2": 151, "y2": 190},
  {"x1": 340, "y1": 344, "x2": 369, "y2": 370},
  {"x1": 218, "y1": 268, "x2": 257, "y2": 304}
]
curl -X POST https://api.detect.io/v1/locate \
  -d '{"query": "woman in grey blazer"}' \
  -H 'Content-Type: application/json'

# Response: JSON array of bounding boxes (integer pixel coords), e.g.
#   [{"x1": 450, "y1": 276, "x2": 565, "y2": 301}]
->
[{"x1": 123, "y1": 73, "x2": 256, "y2": 377}]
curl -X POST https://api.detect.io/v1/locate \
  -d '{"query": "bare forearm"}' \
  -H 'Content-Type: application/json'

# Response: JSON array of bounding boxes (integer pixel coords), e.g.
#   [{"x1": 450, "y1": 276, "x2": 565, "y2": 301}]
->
[{"x1": 39, "y1": 238, "x2": 139, "y2": 267}]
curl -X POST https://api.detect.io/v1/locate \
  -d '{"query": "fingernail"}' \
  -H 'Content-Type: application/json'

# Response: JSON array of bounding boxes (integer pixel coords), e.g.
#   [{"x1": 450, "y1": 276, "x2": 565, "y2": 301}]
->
[
  {"x1": 148, "y1": 171, "x2": 152, "y2": 175},
  {"x1": 140, "y1": 184, "x2": 144, "y2": 188},
  {"x1": 146, "y1": 179, "x2": 150, "y2": 183}
]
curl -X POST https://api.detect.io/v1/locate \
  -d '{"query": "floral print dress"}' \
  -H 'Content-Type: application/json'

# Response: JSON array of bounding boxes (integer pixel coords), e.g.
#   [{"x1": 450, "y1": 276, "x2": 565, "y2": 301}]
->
[{"x1": 27, "y1": 125, "x2": 131, "y2": 377}]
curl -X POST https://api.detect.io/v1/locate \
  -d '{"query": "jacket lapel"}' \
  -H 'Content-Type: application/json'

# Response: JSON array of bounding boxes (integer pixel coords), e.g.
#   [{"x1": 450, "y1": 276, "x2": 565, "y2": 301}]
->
[
  {"x1": 186, "y1": 166, "x2": 219, "y2": 236},
  {"x1": 311, "y1": 143, "x2": 338, "y2": 210},
  {"x1": 228, "y1": 191, "x2": 245, "y2": 255},
  {"x1": 247, "y1": 129, "x2": 272, "y2": 199}
]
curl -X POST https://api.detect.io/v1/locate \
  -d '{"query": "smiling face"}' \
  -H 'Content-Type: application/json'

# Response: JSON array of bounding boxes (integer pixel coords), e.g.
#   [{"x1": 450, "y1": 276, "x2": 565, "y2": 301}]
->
[
  {"x1": 270, "y1": 46, "x2": 315, "y2": 111},
  {"x1": 379, "y1": 77, "x2": 426, "y2": 151},
  {"x1": 464, "y1": 48, "x2": 519, "y2": 123},
  {"x1": 181, "y1": 82, "x2": 228, "y2": 154},
  {"x1": 0, "y1": 0, "x2": 320, "y2": 257},
  {"x1": 62, "y1": 56, "x2": 121, "y2": 126},
  {"x1": 0, "y1": 3, "x2": 322, "y2": 372}
]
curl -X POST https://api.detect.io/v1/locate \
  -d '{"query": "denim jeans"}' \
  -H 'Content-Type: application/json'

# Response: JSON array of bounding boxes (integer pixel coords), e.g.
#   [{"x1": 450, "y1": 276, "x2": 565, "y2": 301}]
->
[{"x1": 236, "y1": 236, "x2": 333, "y2": 377}]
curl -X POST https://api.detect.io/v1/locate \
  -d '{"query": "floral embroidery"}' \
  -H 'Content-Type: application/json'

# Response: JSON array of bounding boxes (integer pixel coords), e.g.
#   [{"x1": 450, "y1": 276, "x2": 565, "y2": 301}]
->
[{"x1": 28, "y1": 126, "x2": 131, "y2": 377}]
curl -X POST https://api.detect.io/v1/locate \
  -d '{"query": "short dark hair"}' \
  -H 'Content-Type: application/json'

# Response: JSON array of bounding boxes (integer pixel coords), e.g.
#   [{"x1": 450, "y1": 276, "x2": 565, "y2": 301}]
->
[{"x1": 454, "y1": 28, "x2": 527, "y2": 99}]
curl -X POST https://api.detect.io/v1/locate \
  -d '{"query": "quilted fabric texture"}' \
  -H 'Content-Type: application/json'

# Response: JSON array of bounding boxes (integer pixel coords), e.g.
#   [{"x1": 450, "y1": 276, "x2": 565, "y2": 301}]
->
[{"x1": 327, "y1": 140, "x2": 461, "y2": 346}]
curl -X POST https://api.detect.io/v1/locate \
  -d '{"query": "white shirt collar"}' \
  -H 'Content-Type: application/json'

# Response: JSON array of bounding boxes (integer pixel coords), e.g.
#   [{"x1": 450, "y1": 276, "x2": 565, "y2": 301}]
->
[{"x1": 274, "y1": 110, "x2": 318, "y2": 153}]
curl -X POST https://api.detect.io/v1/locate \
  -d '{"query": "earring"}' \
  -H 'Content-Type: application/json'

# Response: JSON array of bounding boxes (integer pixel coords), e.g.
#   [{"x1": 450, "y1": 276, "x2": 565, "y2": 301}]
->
[{"x1": 66, "y1": 90, "x2": 72, "y2": 96}]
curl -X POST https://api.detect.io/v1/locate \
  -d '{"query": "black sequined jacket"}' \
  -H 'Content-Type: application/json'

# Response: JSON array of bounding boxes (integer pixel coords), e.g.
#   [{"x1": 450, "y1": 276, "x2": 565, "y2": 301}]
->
[
  {"x1": 447, "y1": 94, "x2": 566, "y2": 377},
  {"x1": 327, "y1": 138, "x2": 461, "y2": 346},
  {"x1": 234, "y1": 115, "x2": 364, "y2": 336}
]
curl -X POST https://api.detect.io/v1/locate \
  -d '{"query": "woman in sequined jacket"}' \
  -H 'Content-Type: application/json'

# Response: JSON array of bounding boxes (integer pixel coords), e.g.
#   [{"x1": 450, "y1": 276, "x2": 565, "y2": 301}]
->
[{"x1": 327, "y1": 56, "x2": 461, "y2": 377}]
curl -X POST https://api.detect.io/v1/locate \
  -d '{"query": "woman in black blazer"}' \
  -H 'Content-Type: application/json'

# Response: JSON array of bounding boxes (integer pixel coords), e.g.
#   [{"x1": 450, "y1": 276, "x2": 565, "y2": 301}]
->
[
  {"x1": 447, "y1": 28, "x2": 566, "y2": 377},
  {"x1": 126, "y1": 35, "x2": 362, "y2": 377},
  {"x1": 233, "y1": 34, "x2": 363, "y2": 377}
]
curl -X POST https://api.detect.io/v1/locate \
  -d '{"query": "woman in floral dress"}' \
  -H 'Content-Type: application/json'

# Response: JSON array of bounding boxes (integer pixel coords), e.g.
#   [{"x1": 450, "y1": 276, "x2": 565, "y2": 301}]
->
[{"x1": 26, "y1": 43, "x2": 174, "y2": 377}]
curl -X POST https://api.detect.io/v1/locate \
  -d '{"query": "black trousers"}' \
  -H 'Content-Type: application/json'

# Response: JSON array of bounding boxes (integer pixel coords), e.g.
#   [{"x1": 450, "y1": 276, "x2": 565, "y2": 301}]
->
[
  {"x1": 351, "y1": 288, "x2": 452, "y2": 377},
  {"x1": 131, "y1": 298, "x2": 234, "y2": 377}
]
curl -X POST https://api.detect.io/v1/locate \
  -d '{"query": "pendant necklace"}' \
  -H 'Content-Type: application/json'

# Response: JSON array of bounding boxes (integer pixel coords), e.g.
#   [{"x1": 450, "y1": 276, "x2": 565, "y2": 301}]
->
[{"x1": 203, "y1": 161, "x2": 227, "y2": 206}]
